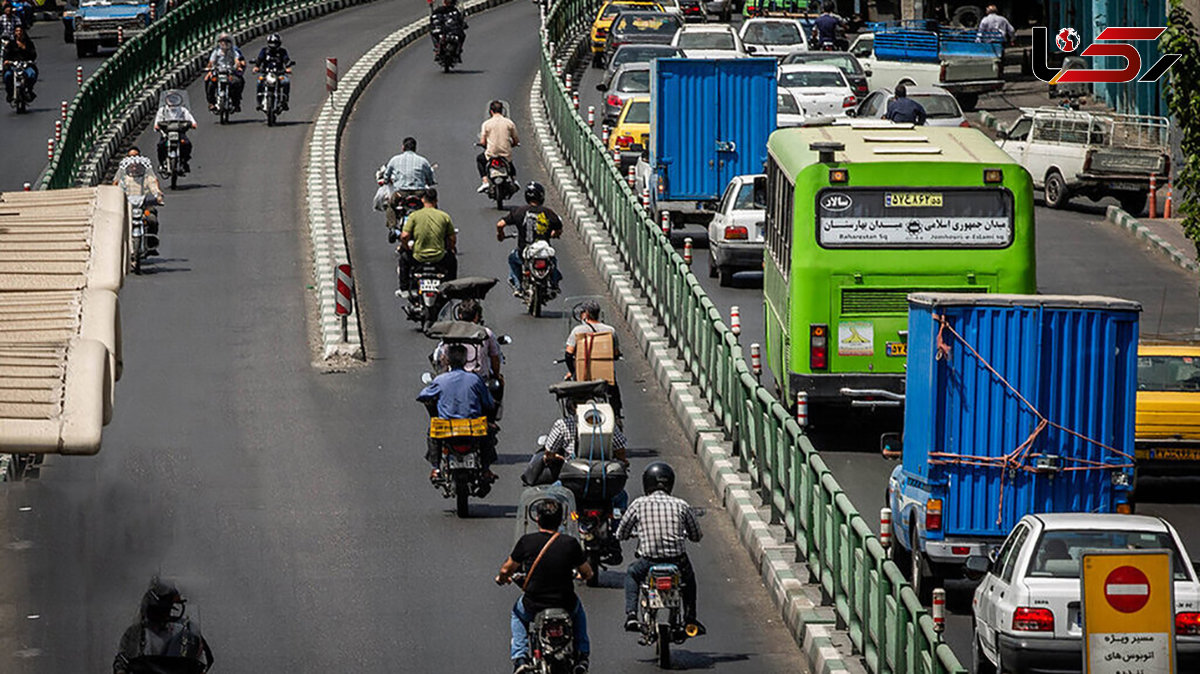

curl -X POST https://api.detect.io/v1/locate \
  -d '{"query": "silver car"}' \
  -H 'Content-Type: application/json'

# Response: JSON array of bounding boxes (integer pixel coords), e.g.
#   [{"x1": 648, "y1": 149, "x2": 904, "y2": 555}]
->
[
  {"x1": 597, "y1": 63, "x2": 651, "y2": 126},
  {"x1": 853, "y1": 86, "x2": 970, "y2": 127},
  {"x1": 601, "y1": 44, "x2": 683, "y2": 89}
]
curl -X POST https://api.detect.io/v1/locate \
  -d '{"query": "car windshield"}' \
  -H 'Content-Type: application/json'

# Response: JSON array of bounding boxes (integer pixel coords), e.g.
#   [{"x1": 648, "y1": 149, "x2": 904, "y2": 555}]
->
[
  {"x1": 615, "y1": 15, "x2": 679, "y2": 35},
  {"x1": 782, "y1": 53, "x2": 863, "y2": 76},
  {"x1": 1027, "y1": 530, "x2": 1192, "y2": 580},
  {"x1": 778, "y1": 91, "x2": 800, "y2": 115},
  {"x1": 743, "y1": 22, "x2": 802, "y2": 45},
  {"x1": 1138, "y1": 354, "x2": 1200, "y2": 392},
  {"x1": 624, "y1": 100, "x2": 651, "y2": 124},
  {"x1": 911, "y1": 94, "x2": 962, "y2": 118},
  {"x1": 678, "y1": 31, "x2": 735, "y2": 49},
  {"x1": 733, "y1": 183, "x2": 765, "y2": 210},
  {"x1": 780, "y1": 70, "x2": 844, "y2": 88},
  {"x1": 603, "y1": 2, "x2": 655, "y2": 20},
  {"x1": 612, "y1": 46, "x2": 680, "y2": 69},
  {"x1": 617, "y1": 69, "x2": 651, "y2": 93}
]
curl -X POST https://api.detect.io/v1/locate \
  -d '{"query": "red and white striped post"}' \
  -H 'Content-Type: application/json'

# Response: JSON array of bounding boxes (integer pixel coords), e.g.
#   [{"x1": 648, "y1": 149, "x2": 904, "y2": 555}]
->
[
  {"x1": 76, "y1": 66, "x2": 83, "y2": 87},
  {"x1": 729, "y1": 305, "x2": 741, "y2": 336},
  {"x1": 879, "y1": 507, "x2": 892, "y2": 556},
  {"x1": 1165, "y1": 179, "x2": 1174, "y2": 218},
  {"x1": 54, "y1": 120, "x2": 62, "y2": 143},
  {"x1": 682, "y1": 237, "x2": 693, "y2": 265},
  {"x1": 795, "y1": 391, "x2": 808, "y2": 427},
  {"x1": 640, "y1": 186, "x2": 650, "y2": 209},
  {"x1": 612, "y1": 147, "x2": 620, "y2": 167},
  {"x1": 660, "y1": 210, "x2": 670, "y2": 235},
  {"x1": 60, "y1": 101, "x2": 68, "y2": 120},
  {"x1": 572, "y1": 91, "x2": 579, "y2": 111},
  {"x1": 46, "y1": 138, "x2": 55, "y2": 161},
  {"x1": 117, "y1": 27, "x2": 124, "y2": 45},
  {"x1": 601, "y1": 126, "x2": 609, "y2": 145},
  {"x1": 932, "y1": 588, "x2": 946, "y2": 637},
  {"x1": 564, "y1": 73, "x2": 572, "y2": 89},
  {"x1": 149, "y1": 3, "x2": 156, "y2": 20},
  {"x1": 586, "y1": 105, "x2": 595, "y2": 126},
  {"x1": 626, "y1": 164, "x2": 636, "y2": 188},
  {"x1": 750, "y1": 343, "x2": 762, "y2": 378},
  {"x1": 1148, "y1": 173, "x2": 1158, "y2": 219},
  {"x1": 23, "y1": 182, "x2": 31, "y2": 191},
  {"x1": 325, "y1": 58, "x2": 338, "y2": 94},
  {"x1": 335, "y1": 263, "x2": 353, "y2": 342}
]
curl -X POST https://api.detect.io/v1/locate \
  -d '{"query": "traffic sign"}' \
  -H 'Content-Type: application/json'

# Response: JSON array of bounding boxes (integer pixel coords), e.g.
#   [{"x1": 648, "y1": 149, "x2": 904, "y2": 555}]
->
[
  {"x1": 335, "y1": 263, "x2": 353, "y2": 316},
  {"x1": 1082, "y1": 550, "x2": 1175, "y2": 674}
]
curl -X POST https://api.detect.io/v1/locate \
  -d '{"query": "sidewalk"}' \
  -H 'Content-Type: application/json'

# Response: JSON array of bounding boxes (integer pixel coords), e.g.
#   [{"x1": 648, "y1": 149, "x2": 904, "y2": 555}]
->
[
  {"x1": 1105, "y1": 208, "x2": 1200, "y2": 273},
  {"x1": 971, "y1": 77, "x2": 1113, "y2": 136}
]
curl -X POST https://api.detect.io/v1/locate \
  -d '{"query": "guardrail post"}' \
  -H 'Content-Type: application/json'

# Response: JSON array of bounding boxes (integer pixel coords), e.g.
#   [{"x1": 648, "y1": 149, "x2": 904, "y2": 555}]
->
[
  {"x1": 932, "y1": 587, "x2": 946, "y2": 639},
  {"x1": 880, "y1": 507, "x2": 892, "y2": 558},
  {"x1": 76, "y1": 66, "x2": 83, "y2": 87},
  {"x1": 750, "y1": 343, "x2": 761, "y2": 380},
  {"x1": 23, "y1": 182, "x2": 31, "y2": 191},
  {"x1": 795, "y1": 391, "x2": 808, "y2": 427},
  {"x1": 586, "y1": 104, "x2": 594, "y2": 126},
  {"x1": 61, "y1": 101, "x2": 68, "y2": 120}
]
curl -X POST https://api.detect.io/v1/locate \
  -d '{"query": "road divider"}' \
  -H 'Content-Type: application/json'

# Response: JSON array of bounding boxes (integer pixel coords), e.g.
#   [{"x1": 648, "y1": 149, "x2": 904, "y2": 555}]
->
[{"x1": 1105, "y1": 205, "x2": 1199, "y2": 273}]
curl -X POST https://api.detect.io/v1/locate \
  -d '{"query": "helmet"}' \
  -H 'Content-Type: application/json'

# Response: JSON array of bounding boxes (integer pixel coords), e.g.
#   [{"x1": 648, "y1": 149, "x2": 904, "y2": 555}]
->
[
  {"x1": 140, "y1": 579, "x2": 185, "y2": 624},
  {"x1": 642, "y1": 462, "x2": 675, "y2": 495},
  {"x1": 524, "y1": 181, "x2": 546, "y2": 205},
  {"x1": 267, "y1": 33, "x2": 281, "y2": 48}
]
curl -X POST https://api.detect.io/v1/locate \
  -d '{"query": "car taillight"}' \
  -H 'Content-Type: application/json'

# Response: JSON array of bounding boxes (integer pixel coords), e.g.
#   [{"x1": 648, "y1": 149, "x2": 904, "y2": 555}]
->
[
  {"x1": 654, "y1": 576, "x2": 675, "y2": 590},
  {"x1": 925, "y1": 498, "x2": 942, "y2": 531},
  {"x1": 842, "y1": 95, "x2": 856, "y2": 108},
  {"x1": 959, "y1": 120, "x2": 972, "y2": 128},
  {"x1": 584, "y1": 509, "x2": 602, "y2": 518},
  {"x1": 533, "y1": 259, "x2": 549, "y2": 270},
  {"x1": 596, "y1": 28, "x2": 607, "y2": 38},
  {"x1": 616, "y1": 135, "x2": 634, "y2": 149},
  {"x1": 606, "y1": 94, "x2": 622, "y2": 107},
  {"x1": 939, "y1": 63, "x2": 947, "y2": 81},
  {"x1": 724, "y1": 225, "x2": 748, "y2": 240},
  {"x1": 951, "y1": 546, "x2": 970, "y2": 555},
  {"x1": 1013, "y1": 607, "x2": 1054, "y2": 632},
  {"x1": 1177, "y1": 612, "x2": 1200, "y2": 635},
  {"x1": 856, "y1": 83, "x2": 867, "y2": 95},
  {"x1": 809, "y1": 324, "x2": 828, "y2": 370}
]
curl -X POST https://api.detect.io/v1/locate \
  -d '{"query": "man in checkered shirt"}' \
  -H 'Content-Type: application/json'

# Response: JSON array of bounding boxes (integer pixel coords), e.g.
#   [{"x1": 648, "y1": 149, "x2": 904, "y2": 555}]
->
[{"x1": 616, "y1": 461, "x2": 705, "y2": 636}]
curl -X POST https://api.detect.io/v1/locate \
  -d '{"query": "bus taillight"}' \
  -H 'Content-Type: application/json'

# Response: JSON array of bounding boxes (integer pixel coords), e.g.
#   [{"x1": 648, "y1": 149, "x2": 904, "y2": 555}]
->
[{"x1": 810, "y1": 324, "x2": 828, "y2": 370}]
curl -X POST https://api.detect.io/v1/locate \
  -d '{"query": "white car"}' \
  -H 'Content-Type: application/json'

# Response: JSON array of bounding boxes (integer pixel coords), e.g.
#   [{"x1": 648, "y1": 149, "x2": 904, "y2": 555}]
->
[
  {"x1": 706, "y1": 174, "x2": 765, "y2": 286},
  {"x1": 853, "y1": 86, "x2": 970, "y2": 127},
  {"x1": 969, "y1": 513, "x2": 1200, "y2": 674},
  {"x1": 776, "y1": 64, "x2": 856, "y2": 118},
  {"x1": 671, "y1": 24, "x2": 748, "y2": 59},
  {"x1": 776, "y1": 90, "x2": 805, "y2": 128},
  {"x1": 738, "y1": 18, "x2": 808, "y2": 58}
]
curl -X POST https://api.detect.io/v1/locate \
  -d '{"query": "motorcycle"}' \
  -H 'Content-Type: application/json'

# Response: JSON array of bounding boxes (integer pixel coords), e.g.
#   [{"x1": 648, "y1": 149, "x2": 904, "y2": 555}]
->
[
  {"x1": 483, "y1": 153, "x2": 519, "y2": 210},
  {"x1": 403, "y1": 259, "x2": 449, "y2": 331},
  {"x1": 635, "y1": 562, "x2": 697, "y2": 668},
  {"x1": 259, "y1": 59, "x2": 293, "y2": 126},
  {"x1": 432, "y1": 27, "x2": 464, "y2": 72},
  {"x1": 211, "y1": 64, "x2": 237, "y2": 124},
  {"x1": 127, "y1": 193, "x2": 160, "y2": 274},
  {"x1": 158, "y1": 119, "x2": 190, "y2": 190},
  {"x1": 385, "y1": 190, "x2": 423, "y2": 244},
  {"x1": 520, "y1": 239, "x2": 559, "y2": 317},
  {"x1": 422, "y1": 373, "x2": 495, "y2": 518},
  {"x1": 8, "y1": 60, "x2": 33, "y2": 114}
]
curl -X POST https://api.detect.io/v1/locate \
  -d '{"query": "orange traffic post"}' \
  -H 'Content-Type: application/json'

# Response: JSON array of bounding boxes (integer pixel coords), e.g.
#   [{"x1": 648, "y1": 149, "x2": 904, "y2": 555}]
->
[
  {"x1": 1148, "y1": 173, "x2": 1158, "y2": 219},
  {"x1": 1165, "y1": 179, "x2": 1173, "y2": 218}
]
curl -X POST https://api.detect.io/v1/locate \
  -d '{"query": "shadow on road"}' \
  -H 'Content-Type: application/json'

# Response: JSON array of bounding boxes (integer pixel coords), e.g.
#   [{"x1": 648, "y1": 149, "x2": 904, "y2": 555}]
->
[
  {"x1": 461, "y1": 503, "x2": 518, "y2": 518},
  {"x1": 666, "y1": 649, "x2": 753, "y2": 669}
]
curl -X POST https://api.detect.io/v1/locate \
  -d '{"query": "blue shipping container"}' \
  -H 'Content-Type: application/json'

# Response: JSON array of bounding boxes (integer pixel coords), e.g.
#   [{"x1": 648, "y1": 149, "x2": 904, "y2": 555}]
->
[
  {"x1": 650, "y1": 58, "x2": 777, "y2": 202},
  {"x1": 901, "y1": 293, "x2": 1140, "y2": 540}
]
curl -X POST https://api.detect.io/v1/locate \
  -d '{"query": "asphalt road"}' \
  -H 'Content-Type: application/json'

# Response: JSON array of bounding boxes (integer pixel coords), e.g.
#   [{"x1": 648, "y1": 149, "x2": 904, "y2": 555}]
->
[
  {"x1": 0, "y1": 14, "x2": 102, "y2": 191},
  {"x1": 0, "y1": 1, "x2": 804, "y2": 671},
  {"x1": 572, "y1": 48, "x2": 1200, "y2": 670}
]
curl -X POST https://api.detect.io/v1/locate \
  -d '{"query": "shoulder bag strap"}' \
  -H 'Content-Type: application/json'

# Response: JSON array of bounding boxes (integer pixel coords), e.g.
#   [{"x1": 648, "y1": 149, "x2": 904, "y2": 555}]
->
[{"x1": 522, "y1": 531, "x2": 562, "y2": 592}]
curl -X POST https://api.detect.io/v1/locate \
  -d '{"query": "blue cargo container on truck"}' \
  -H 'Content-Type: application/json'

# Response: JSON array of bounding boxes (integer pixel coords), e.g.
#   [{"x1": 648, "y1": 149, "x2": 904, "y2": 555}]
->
[
  {"x1": 886, "y1": 293, "x2": 1140, "y2": 600},
  {"x1": 649, "y1": 57, "x2": 776, "y2": 227},
  {"x1": 63, "y1": 0, "x2": 156, "y2": 59}
]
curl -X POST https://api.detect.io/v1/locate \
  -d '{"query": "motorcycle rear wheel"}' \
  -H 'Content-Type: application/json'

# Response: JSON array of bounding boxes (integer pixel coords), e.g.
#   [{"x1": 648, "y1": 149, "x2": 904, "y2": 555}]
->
[
  {"x1": 170, "y1": 166, "x2": 178, "y2": 190},
  {"x1": 219, "y1": 108, "x2": 229, "y2": 125},
  {"x1": 454, "y1": 474, "x2": 470, "y2": 517},
  {"x1": 656, "y1": 624, "x2": 671, "y2": 668},
  {"x1": 527, "y1": 285, "x2": 541, "y2": 317},
  {"x1": 586, "y1": 549, "x2": 602, "y2": 587},
  {"x1": 494, "y1": 191, "x2": 505, "y2": 210}
]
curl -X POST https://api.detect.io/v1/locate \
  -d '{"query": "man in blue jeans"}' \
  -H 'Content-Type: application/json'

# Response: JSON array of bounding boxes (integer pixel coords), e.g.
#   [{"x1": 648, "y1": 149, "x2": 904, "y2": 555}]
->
[{"x1": 495, "y1": 500, "x2": 592, "y2": 673}]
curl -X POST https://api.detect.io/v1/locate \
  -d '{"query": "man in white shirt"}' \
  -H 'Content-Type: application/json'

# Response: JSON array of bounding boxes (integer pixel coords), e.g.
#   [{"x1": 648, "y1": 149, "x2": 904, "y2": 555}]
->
[{"x1": 154, "y1": 91, "x2": 197, "y2": 173}]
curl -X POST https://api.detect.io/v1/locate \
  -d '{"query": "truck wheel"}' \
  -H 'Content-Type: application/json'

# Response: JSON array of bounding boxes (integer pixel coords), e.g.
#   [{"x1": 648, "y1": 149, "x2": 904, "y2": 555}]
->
[
  {"x1": 1043, "y1": 171, "x2": 1069, "y2": 209},
  {"x1": 75, "y1": 39, "x2": 93, "y2": 58},
  {"x1": 63, "y1": 23, "x2": 74, "y2": 43},
  {"x1": 1118, "y1": 192, "x2": 1147, "y2": 216},
  {"x1": 909, "y1": 528, "x2": 934, "y2": 604},
  {"x1": 951, "y1": 5, "x2": 983, "y2": 28},
  {"x1": 956, "y1": 93, "x2": 979, "y2": 112}
]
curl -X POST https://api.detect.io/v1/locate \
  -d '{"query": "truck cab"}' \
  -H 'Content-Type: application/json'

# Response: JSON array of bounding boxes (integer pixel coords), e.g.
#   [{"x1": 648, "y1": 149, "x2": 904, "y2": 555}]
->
[
  {"x1": 64, "y1": 0, "x2": 156, "y2": 58},
  {"x1": 848, "y1": 28, "x2": 1002, "y2": 111}
]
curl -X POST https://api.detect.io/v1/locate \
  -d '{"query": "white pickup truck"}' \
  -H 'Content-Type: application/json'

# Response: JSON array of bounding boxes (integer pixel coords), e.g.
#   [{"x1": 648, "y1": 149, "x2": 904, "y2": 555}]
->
[
  {"x1": 848, "y1": 32, "x2": 1002, "y2": 111},
  {"x1": 995, "y1": 107, "x2": 1171, "y2": 214}
]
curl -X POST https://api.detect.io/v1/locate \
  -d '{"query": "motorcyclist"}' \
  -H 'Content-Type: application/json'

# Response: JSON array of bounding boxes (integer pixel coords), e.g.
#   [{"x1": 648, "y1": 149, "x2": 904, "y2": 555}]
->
[
  {"x1": 417, "y1": 343, "x2": 497, "y2": 481},
  {"x1": 113, "y1": 147, "x2": 155, "y2": 185},
  {"x1": 118, "y1": 160, "x2": 164, "y2": 256},
  {"x1": 432, "y1": 298, "x2": 502, "y2": 379},
  {"x1": 811, "y1": 1, "x2": 847, "y2": 50},
  {"x1": 398, "y1": 187, "x2": 457, "y2": 293},
  {"x1": 205, "y1": 33, "x2": 246, "y2": 112},
  {"x1": 381, "y1": 136, "x2": 436, "y2": 229},
  {"x1": 477, "y1": 99, "x2": 520, "y2": 193},
  {"x1": 154, "y1": 91, "x2": 197, "y2": 174},
  {"x1": 113, "y1": 578, "x2": 214, "y2": 674},
  {"x1": 496, "y1": 182, "x2": 563, "y2": 296},
  {"x1": 495, "y1": 499, "x2": 592, "y2": 674},
  {"x1": 0, "y1": 3, "x2": 25, "y2": 44},
  {"x1": 564, "y1": 301, "x2": 622, "y2": 419},
  {"x1": 253, "y1": 33, "x2": 292, "y2": 112},
  {"x1": 430, "y1": 0, "x2": 467, "y2": 53},
  {"x1": 2, "y1": 24, "x2": 36, "y2": 104},
  {"x1": 617, "y1": 462, "x2": 706, "y2": 636}
]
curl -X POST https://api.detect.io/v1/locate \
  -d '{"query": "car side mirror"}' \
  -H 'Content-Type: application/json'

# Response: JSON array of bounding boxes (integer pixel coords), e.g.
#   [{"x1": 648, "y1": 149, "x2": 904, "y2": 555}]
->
[
  {"x1": 697, "y1": 199, "x2": 719, "y2": 211},
  {"x1": 996, "y1": 129, "x2": 1008, "y2": 139},
  {"x1": 596, "y1": 83, "x2": 607, "y2": 92},
  {"x1": 846, "y1": 108, "x2": 857, "y2": 118},
  {"x1": 421, "y1": 372, "x2": 434, "y2": 385},
  {"x1": 863, "y1": 66, "x2": 872, "y2": 77},
  {"x1": 964, "y1": 555, "x2": 991, "y2": 580},
  {"x1": 745, "y1": 46, "x2": 757, "y2": 54},
  {"x1": 880, "y1": 432, "x2": 902, "y2": 459},
  {"x1": 498, "y1": 334, "x2": 513, "y2": 345}
]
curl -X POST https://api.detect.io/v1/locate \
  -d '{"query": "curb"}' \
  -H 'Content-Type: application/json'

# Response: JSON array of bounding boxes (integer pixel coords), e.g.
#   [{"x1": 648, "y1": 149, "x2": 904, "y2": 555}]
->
[
  {"x1": 304, "y1": 0, "x2": 513, "y2": 361},
  {"x1": 528, "y1": 70, "x2": 859, "y2": 674},
  {"x1": 1105, "y1": 205, "x2": 1199, "y2": 273},
  {"x1": 976, "y1": 110, "x2": 999, "y2": 131}
]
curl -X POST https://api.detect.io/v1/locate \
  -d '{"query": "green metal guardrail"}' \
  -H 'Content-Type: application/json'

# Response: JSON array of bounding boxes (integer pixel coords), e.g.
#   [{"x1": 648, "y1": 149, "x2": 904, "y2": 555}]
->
[
  {"x1": 43, "y1": 0, "x2": 358, "y2": 189},
  {"x1": 538, "y1": 2, "x2": 965, "y2": 672}
]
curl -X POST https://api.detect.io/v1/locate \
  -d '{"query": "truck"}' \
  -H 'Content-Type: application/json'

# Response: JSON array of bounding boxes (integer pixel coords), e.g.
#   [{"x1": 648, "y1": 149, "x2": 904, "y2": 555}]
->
[
  {"x1": 886, "y1": 293, "x2": 1141, "y2": 601},
  {"x1": 63, "y1": 0, "x2": 156, "y2": 59},
  {"x1": 848, "y1": 23, "x2": 1003, "y2": 110},
  {"x1": 995, "y1": 106, "x2": 1171, "y2": 214},
  {"x1": 649, "y1": 57, "x2": 776, "y2": 228}
]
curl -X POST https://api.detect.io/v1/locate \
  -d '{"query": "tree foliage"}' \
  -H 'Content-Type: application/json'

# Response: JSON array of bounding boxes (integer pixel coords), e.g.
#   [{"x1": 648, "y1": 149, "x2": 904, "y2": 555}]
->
[{"x1": 1163, "y1": 0, "x2": 1200, "y2": 257}]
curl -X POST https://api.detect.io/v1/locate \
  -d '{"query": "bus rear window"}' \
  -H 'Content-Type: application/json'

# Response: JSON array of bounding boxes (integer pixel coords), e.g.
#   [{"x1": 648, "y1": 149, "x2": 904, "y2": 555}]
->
[{"x1": 815, "y1": 187, "x2": 1013, "y2": 249}]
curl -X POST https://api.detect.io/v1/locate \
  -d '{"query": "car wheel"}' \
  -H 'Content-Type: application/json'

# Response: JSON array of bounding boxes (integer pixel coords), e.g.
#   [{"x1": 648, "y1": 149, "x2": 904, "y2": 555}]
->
[
  {"x1": 910, "y1": 526, "x2": 934, "y2": 604},
  {"x1": 1043, "y1": 170, "x2": 1069, "y2": 209},
  {"x1": 718, "y1": 266, "x2": 734, "y2": 287},
  {"x1": 972, "y1": 629, "x2": 997, "y2": 674},
  {"x1": 707, "y1": 250, "x2": 718, "y2": 278}
]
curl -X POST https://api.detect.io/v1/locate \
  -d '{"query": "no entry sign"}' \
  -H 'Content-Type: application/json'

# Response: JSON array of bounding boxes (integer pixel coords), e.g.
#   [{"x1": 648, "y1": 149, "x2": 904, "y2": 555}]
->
[
  {"x1": 1104, "y1": 565, "x2": 1151, "y2": 614},
  {"x1": 1082, "y1": 550, "x2": 1175, "y2": 674}
]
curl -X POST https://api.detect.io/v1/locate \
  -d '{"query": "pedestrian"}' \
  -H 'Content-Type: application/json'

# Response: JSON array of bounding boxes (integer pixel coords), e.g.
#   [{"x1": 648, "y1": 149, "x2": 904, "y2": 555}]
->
[
  {"x1": 885, "y1": 84, "x2": 927, "y2": 125},
  {"x1": 977, "y1": 4, "x2": 1014, "y2": 46}
]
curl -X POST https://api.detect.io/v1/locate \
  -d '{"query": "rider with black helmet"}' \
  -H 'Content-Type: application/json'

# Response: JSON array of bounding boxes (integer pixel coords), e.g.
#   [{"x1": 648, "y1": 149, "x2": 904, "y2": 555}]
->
[
  {"x1": 253, "y1": 33, "x2": 292, "y2": 111},
  {"x1": 113, "y1": 578, "x2": 214, "y2": 674},
  {"x1": 496, "y1": 181, "x2": 563, "y2": 295},
  {"x1": 616, "y1": 462, "x2": 706, "y2": 636}
]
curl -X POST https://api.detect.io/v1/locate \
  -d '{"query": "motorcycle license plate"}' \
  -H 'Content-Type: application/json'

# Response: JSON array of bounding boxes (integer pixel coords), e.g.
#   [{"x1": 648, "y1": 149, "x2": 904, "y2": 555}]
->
[
  {"x1": 168, "y1": 132, "x2": 180, "y2": 141},
  {"x1": 418, "y1": 278, "x2": 441, "y2": 292},
  {"x1": 647, "y1": 590, "x2": 665, "y2": 610},
  {"x1": 448, "y1": 453, "x2": 478, "y2": 469}
]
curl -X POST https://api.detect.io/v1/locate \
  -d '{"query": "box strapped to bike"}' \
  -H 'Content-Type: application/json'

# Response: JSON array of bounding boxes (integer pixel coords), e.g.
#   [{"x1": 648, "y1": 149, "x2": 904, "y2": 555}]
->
[
  {"x1": 575, "y1": 331, "x2": 616, "y2": 385},
  {"x1": 429, "y1": 416, "x2": 489, "y2": 438}
]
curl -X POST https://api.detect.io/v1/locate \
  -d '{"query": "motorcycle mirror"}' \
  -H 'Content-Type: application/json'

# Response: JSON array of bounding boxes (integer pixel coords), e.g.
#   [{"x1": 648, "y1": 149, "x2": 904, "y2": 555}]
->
[
  {"x1": 288, "y1": 60, "x2": 297, "y2": 67},
  {"x1": 498, "y1": 335, "x2": 513, "y2": 345},
  {"x1": 536, "y1": 434, "x2": 548, "y2": 448},
  {"x1": 421, "y1": 372, "x2": 434, "y2": 384}
]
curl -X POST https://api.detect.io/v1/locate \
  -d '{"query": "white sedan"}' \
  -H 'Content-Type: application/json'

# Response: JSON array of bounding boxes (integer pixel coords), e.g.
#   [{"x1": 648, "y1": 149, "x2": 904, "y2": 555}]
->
[
  {"x1": 738, "y1": 18, "x2": 808, "y2": 58},
  {"x1": 776, "y1": 64, "x2": 856, "y2": 118},
  {"x1": 706, "y1": 174, "x2": 765, "y2": 286},
  {"x1": 776, "y1": 90, "x2": 805, "y2": 128},
  {"x1": 969, "y1": 513, "x2": 1200, "y2": 674},
  {"x1": 671, "y1": 24, "x2": 748, "y2": 59},
  {"x1": 853, "y1": 86, "x2": 970, "y2": 127}
]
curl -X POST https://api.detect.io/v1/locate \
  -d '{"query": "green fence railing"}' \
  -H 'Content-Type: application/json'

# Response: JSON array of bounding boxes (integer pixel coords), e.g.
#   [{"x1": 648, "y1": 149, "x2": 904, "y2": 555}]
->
[
  {"x1": 538, "y1": 2, "x2": 964, "y2": 672},
  {"x1": 43, "y1": 0, "x2": 361, "y2": 189}
]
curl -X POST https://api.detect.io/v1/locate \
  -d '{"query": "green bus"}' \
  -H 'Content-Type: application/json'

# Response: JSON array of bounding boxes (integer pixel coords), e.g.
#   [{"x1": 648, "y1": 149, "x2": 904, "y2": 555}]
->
[{"x1": 763, "y1": 122, "x2": 1036, "y2": 418}]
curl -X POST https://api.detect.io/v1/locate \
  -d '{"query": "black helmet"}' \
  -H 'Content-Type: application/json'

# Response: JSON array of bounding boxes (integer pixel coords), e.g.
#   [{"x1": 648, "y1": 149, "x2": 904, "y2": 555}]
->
[
  {"x1": 524, "y1": 181, "x2": 546, "y2": 205},
  {"x1": 140, "y1": 578, "x2": 185, "y2": 624},
  {"x1": 642, "y1": 462, "x2": 675, "y2": 495},
  {"x1": 267, "y1": 33, "x2": 282, "y2": 48}
]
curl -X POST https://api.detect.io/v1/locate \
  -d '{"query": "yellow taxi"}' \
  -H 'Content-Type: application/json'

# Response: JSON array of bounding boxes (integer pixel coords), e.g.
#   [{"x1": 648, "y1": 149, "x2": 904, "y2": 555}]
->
[
  {"x1": 591, "y1": 0, "x2": 663, "y2": 66},
  {"x1": 606, "y1": 95, "x2": 651, "y2": 166},
  {"x1": 1135, "y1": 342, "x2": 1200, "y2": 475}
]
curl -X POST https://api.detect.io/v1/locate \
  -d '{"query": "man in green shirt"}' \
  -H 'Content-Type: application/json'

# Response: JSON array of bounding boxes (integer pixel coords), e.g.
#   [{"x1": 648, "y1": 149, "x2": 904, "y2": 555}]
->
[{"x1": 399, "y1": 188, "x2": 457, "y2": 293}]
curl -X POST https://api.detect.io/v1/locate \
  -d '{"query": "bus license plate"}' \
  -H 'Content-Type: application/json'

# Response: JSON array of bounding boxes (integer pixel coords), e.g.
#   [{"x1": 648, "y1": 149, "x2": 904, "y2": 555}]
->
[{"x1": 886, "y1": 342, "x2": 907, "y2": 357}]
